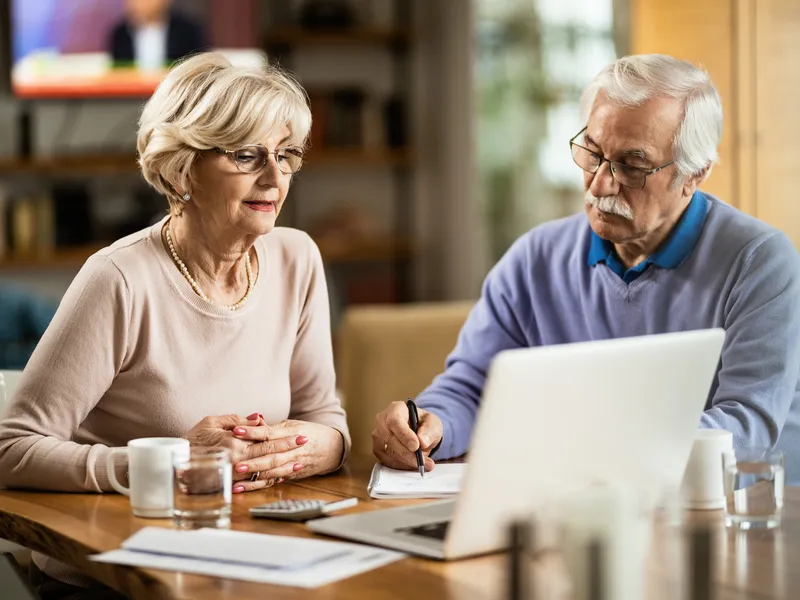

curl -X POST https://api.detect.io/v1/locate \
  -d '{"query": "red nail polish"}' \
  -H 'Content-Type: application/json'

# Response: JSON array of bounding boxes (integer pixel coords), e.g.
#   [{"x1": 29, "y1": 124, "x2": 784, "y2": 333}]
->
[
  {"x1": 296, "y1": 435, "x2": 308, "y2": 445},
  {"x1": 233, "y1": 485, "x2": 245, "y2": 494},
  {"x1": 293, "y1": 463, "x2": 303, "y2": 471},
  {"x1": 246, "y1": 412, "x2": 259, "y2": 420},
  {"x1": 258, "y1": 413, "x2": 265, "y2": 420},
  {"x1": 233, "y1": 427, "x2": 246, "y2": 435},
  {"x1": 235, "y1": 464, "x2": 249, "y2": 473}
]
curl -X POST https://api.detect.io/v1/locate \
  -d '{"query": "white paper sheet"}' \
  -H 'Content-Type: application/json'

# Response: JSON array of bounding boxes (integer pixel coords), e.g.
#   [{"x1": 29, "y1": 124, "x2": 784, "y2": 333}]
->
[
  {"x1": 120, "y1": 527, "x2": 346, "y2": 570},
  {"x1": 368, "y1": 463, "x2": 467, "y2": 498},
  {"x1": 90, "y1": 528, "x2": 405, "y2": 588}
]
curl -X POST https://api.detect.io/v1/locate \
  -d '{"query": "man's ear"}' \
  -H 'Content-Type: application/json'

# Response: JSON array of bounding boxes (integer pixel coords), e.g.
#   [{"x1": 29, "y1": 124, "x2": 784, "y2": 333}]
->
[{"x1": 682, "y1": 163, "x2": 710, "y2": 197}]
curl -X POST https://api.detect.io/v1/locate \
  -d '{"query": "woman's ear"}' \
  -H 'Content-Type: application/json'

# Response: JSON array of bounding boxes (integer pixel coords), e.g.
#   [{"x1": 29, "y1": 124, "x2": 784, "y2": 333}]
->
[{"x1": 171, "y1": 184, "x2": 190, "y2": 202}]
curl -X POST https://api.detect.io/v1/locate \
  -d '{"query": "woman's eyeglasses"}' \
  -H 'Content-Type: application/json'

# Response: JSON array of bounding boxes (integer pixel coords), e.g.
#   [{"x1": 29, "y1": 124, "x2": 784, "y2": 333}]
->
[{"x1": 214, "y1": 145, "x2": 304, "y2": 175}]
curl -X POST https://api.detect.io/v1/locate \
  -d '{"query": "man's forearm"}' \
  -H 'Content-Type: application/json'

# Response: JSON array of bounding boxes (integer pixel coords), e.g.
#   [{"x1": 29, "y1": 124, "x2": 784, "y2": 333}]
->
[
  {"x1": 416, "y1": 363, "x2": 484, "y2": 459},
  {"x1": 700, "y1": 403, "x2": 776, "y2": 448}
]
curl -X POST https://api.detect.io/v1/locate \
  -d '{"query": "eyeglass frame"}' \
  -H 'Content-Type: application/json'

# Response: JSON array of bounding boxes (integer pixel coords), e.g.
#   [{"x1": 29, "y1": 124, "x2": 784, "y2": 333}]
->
[
  {"x1": 569, "y1": 126, "x2": 675, "y2": 190},
  {"x1": 213, "y1": 144, "x2": 305, "y2": 175}
]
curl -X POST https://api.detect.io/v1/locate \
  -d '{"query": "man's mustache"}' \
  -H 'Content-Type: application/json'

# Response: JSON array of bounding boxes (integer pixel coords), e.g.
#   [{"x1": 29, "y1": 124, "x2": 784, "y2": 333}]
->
[{"x1": 585, "y1": 193, "x2": 634, "y2": 221}]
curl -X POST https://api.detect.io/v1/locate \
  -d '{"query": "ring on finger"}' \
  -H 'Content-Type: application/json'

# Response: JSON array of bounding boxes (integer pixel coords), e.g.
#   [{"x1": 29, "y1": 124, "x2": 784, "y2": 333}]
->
[{"x1": 249, "y1": 470, "x2": 260, "y2": 482}]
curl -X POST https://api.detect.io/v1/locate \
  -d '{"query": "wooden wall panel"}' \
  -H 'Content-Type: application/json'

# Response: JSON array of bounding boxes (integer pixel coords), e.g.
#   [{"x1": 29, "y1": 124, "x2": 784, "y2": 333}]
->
[
  {"x1": 732, "y1": 0, "x2": 756, "y2": 218},
  {"x1": 753, "y1": 0, "x2": 800, "y2": 247},
  {"x1": 630, "y1": 0, "x2": 737, "y2": 206},
  {"x1": 631, "y1": 0, "x2": 800, "y2": 248}
]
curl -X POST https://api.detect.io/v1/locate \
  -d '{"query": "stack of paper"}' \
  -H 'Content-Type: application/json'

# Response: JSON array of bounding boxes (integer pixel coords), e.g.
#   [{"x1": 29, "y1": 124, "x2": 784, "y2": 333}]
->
[
  {"x1": 368, "y1": 463, "x2": 467, "y2": 499},
  {"x1": 90, "y1": 527, "x2": 404, "y2": 588}
]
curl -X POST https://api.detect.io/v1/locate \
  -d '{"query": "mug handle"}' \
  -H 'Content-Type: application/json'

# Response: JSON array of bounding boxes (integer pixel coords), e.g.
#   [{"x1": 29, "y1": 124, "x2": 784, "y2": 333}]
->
[{"x1": 106, "y1": 448, "x2": 130, "y2": 496}]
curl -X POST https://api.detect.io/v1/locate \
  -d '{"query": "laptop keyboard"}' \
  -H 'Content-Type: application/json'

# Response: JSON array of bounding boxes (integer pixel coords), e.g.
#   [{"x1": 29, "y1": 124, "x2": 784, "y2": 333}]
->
[{"x1": 395, "y1": 520, "x2": 450, "y2": 540}]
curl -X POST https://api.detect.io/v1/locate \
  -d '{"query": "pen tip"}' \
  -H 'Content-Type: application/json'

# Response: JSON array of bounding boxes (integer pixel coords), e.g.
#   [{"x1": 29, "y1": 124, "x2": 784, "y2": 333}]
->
[{"x1": 419, "y1": 466, "x2": 425, "y2": 478}]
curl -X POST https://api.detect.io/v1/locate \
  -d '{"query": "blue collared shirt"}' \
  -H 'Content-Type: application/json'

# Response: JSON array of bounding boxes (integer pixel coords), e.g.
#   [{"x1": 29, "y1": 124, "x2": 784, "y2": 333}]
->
[{"x1": 587, "y1": 191, "x2": 709, "y2": 283}]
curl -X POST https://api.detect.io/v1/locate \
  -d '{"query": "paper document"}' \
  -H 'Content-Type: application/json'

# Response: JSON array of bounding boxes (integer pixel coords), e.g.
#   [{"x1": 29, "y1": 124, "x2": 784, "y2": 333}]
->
[
  {"x1": 91, "y1": 527, "x2": 404, "y2": 588},
  {"x1": 120, "y1": 527, "x2": 347, "y2": 570},
  {"x1": 368, "y1": 463, "x2": 467, "y2": 498}
]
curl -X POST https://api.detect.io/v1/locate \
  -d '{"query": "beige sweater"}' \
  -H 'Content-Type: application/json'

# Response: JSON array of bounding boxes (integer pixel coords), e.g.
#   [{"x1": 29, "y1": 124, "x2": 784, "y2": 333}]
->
[{"x1": 0, "y1": 217, "x2": 350, "y2": 583}]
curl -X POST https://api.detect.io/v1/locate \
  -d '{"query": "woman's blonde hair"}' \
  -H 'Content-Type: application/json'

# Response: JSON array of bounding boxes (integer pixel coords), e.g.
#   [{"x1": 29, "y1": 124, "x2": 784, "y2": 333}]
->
[{"x1": 137, "y1": 52, "x2": 312, "y2": 214}]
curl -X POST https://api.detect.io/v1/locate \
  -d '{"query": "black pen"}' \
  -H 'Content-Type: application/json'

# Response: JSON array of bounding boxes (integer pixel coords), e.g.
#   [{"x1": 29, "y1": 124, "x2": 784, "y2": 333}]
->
[{"x1": 406, "y1": 398, "x2": 425, "y2": 478}]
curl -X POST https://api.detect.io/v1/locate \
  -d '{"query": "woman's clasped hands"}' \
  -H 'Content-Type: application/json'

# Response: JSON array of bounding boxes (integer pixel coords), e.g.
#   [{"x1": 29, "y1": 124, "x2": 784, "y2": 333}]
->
[{"x1": 183, "y1": 413, "x2": 344, "y2": 494}]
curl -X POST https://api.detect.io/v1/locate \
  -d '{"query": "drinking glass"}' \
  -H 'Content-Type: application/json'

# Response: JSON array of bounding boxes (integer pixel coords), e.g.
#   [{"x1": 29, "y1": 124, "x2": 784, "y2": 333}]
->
[
  {"x1": 723, "y1": 448, "x2": 784, "y2": 530},
  {"x1": 173, "y1": 447, "x2": 232, "y2": 529}
]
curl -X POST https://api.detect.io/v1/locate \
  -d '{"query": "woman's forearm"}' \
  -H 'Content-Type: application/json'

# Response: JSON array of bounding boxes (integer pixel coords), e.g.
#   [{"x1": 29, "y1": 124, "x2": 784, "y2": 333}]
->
[{"x1": 0, "y1": 432, "x2": 122, "y2": 492}]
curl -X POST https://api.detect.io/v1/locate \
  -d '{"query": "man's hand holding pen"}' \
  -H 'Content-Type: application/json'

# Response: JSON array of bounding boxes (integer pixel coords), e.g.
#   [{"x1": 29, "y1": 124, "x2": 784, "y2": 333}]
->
[{"x1": 372, "y1": 400, "x2": 443, "y2": 473}]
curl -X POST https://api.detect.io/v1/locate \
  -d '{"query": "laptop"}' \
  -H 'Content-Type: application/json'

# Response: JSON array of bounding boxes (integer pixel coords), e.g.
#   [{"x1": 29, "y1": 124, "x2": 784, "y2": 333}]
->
[{"x1": 308, "y1": 329, "x2": 726, "y2": 560}]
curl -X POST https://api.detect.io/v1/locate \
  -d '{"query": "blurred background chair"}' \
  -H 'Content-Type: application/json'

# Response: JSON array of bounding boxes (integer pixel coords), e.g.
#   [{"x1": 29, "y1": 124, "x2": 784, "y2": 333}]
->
[
  {"x1": 336, "y1": 301, "x2": 474, "y2": 457},
  {"x1": 0, "y1": 370, "x2": 31, "y2": 568},
  {"x1": 0, "y1": 370, "x2": 23, "y2": 402},
  {"x1": 0, "y1": 287, "x2": 56, "y2": 370}
]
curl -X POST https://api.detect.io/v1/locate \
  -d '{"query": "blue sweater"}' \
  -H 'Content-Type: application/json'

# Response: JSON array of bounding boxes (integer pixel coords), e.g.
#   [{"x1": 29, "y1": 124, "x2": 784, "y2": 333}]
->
[{"x1": 416, "y1": 193, "x2": 800, "y2": 483}]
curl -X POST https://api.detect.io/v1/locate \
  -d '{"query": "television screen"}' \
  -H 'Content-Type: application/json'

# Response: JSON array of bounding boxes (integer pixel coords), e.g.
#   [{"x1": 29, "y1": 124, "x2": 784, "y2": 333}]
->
[{"x1": 11, "y1": 0, "x2": 264, "y2": 98}]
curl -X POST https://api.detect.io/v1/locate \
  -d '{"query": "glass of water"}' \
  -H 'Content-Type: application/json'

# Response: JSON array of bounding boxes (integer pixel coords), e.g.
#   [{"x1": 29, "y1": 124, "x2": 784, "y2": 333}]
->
[
  {"x1": 723, "y1": 448, "x2": 784, "y2": 530},
  {"x1": 173, "y1": 447, "x2": 232, "y2": 529}
]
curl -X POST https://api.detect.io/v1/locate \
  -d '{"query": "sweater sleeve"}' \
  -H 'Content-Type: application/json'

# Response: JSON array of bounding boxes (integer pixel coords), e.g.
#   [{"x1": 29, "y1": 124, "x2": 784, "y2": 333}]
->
[
  {"x1": 701, "y1": 232, "x2": 800, "y2": 447},
  {"x1": 287, "y1": 235, "x2": 351, "y2": 466},
  {"x1": 0, "y1": 256, "x2": 130, "y2": 492},
  {"x1": 415, "y1": 238, "x2": 532, "y2": 459}
]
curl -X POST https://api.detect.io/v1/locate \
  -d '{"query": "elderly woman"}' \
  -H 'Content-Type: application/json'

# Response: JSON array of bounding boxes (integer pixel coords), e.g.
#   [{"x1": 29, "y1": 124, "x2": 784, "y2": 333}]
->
[{"x1": 0, "y1": 52, "x2": 349, "y2": 596}]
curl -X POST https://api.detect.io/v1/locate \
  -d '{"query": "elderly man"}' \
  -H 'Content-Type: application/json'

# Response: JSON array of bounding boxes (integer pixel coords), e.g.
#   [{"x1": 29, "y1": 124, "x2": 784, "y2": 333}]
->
[{"x1": 373, "y1": 54, "x2": 800, "y2": 483}]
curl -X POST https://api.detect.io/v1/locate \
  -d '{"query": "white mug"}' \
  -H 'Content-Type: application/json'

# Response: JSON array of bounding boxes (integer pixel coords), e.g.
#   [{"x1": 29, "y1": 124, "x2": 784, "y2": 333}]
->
[
  {"x1": 680, "y1": 429, "x2": 734, "y2": 510},
  {"x1": 107, "y1": 437, "x2": 190, "y2": 518}
]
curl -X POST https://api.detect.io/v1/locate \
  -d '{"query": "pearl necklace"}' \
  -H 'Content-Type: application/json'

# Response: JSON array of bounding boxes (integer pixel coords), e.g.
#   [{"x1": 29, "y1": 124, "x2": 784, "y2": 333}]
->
[{"x1": 165, "y1": 221, "x2": 253, "y2": 311}]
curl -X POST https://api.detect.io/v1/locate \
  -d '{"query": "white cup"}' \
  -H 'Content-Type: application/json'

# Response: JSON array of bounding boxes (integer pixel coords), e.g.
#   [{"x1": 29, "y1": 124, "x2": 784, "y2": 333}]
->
[
  {"x1": 680, "y1": 429, "x2": 734, "y2": 510},
  {"x1": 107, "y1": 437, "x2": 190, "y2": 518}
]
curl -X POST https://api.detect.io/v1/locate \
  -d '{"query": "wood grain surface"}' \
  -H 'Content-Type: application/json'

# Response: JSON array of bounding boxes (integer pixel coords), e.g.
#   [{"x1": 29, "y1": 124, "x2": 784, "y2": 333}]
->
[{"x1": 0, "y1": 456, "x2": 797, "y2": 599}]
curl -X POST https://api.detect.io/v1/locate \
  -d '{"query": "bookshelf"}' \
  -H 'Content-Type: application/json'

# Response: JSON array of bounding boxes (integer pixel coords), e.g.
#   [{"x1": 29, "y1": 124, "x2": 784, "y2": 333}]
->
[
  {"x1": 306, "y1": 148, "x2": 412, "y2": 167},
  {"x1": 0, "y1": 1, "x2": 418, "y2": 309},
  {"x1": 0, "y1": 155, "x2": 138, "y2": 176},
  {"x1": 262, "y1": 0, "x2": 417, "y2": 304},
  {"x1": 0, "y1": 149, "x2": 412, "y2": 177},
  {"x1": 265, "y1": 28, "x2": 408, "y2": 47}
]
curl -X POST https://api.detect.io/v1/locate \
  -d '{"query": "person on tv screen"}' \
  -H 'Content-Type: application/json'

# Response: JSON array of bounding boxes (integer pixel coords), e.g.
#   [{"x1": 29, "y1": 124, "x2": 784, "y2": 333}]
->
[{"x1": 109, "y1": 0, "x2": 207, "y2": 70}]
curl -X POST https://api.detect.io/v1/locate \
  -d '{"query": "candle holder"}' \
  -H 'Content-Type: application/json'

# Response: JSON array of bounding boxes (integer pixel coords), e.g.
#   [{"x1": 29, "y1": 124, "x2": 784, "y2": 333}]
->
[
  {"x1": 505, "y1": 517, "x2": 573, "y2": 600},
  {"x1": 504, "y1": 482, "x2": 714, "y2": 600},
  {"x1": 688, "y1": 526, "x2": 714, "y2": 600}
]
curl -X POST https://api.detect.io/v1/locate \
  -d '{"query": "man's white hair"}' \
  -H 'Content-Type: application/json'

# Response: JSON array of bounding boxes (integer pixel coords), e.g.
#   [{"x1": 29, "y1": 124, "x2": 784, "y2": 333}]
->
[{"x1": 580, "y1": 54, "x2": 722, "y2": 181}]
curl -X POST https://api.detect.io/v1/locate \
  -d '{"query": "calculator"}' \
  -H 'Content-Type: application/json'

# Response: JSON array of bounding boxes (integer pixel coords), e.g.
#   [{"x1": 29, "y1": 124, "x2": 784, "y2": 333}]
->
[{"x1": 249, "y1": 497, "x2": 359, "y2": 522}]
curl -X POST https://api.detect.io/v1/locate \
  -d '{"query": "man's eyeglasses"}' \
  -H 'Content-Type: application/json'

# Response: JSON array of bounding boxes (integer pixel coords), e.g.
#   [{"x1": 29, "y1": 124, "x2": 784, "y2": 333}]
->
[
  {"x1": 215, "y1": 145, "x2": 304, "y2": 175},
  {"x1": 569, "y1": 126, "x2": 674, "y2": 190}
]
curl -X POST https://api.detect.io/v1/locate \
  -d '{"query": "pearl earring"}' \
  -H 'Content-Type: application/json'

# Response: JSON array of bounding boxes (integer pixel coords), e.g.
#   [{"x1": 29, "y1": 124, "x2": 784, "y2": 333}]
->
[{"x1": 182, "y1": 193, "x2": 190, "y2": 202}]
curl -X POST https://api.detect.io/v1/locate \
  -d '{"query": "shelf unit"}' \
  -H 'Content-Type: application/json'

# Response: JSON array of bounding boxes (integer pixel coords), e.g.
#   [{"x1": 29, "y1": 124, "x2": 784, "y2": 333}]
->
[
  {"x1": 0, "y1": 143, "x2": 415, "y2": 274},
  {"x1": 265, "y1": 28, "x2": 408, "y2": 47},
  {"x1": 0, "y1": 148, "x2": 412, "y2": 176},
  {"x1": 263, "y1": 3, "x2": 416, "y2": 303},
  {"x1": 0, "y1": 3, "x2": 417, "y2": 307}
]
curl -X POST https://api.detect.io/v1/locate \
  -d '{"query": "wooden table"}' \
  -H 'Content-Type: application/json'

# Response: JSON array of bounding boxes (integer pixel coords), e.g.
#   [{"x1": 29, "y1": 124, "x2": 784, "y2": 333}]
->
[{"x1": 0, "y1": 457, "x2": 798, "y2": 599}]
